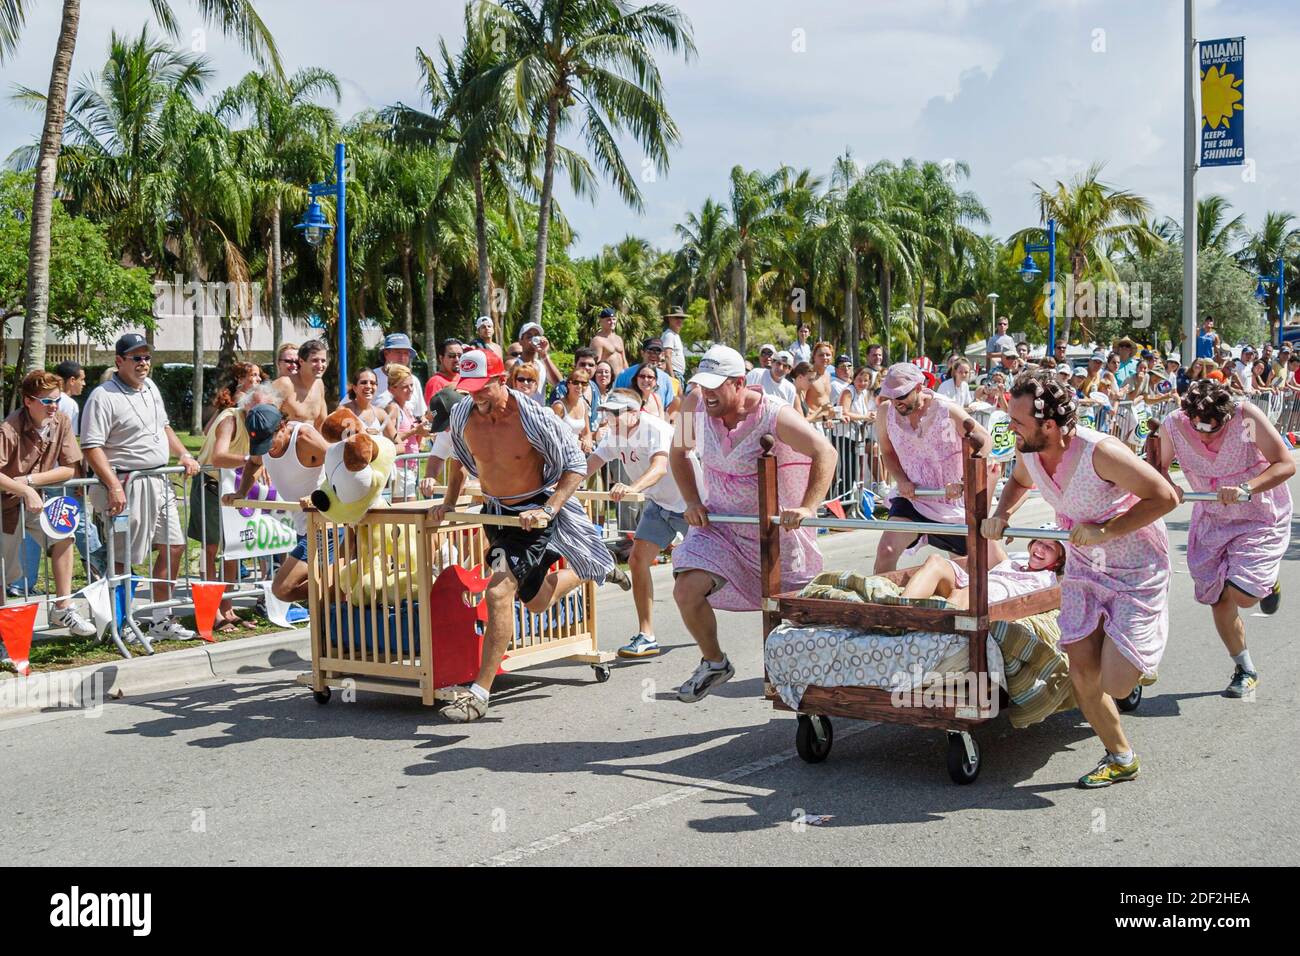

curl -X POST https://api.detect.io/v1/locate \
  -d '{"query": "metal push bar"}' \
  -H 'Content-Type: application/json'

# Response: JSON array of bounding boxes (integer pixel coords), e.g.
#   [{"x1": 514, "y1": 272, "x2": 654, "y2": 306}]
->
[{"x1": 703, "y1": 513, "x2": 1072, "y2": 540}]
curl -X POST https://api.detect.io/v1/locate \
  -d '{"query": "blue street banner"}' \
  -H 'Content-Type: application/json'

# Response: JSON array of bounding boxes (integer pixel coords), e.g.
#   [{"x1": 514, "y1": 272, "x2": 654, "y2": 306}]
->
[{"x1": 1199, "y1": 36, "x2": 1245, "y2": 167}]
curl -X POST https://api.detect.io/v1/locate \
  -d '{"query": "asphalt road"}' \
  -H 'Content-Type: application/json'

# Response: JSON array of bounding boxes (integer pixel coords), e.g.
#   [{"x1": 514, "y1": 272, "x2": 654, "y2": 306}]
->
[{"x1": 4, "y1": 479, "x2": 1298, "y2": 867}]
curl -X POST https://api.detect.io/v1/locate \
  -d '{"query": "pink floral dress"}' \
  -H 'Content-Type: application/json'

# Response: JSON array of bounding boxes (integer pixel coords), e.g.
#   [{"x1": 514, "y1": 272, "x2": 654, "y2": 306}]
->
[
  {"x1": 1165, "y1": 405, "x2": 1292, "y2": 603},
  {"x1": 885, "y1": 391, "x2": 965, "y2": 523},
  {"x1": 1022, "y1": 427, "x2": 1169, "y2": 675},
  {"x1": 673, "y1": 390, "x2": 822, "y2": 610}
]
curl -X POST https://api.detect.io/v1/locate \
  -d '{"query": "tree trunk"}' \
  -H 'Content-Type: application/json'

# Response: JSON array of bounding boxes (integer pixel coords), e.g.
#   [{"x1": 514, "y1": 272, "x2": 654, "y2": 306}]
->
[
  {"x1": 916, "y1": 281, "x2": 926, "y2": 359},
  {"x1": 527, "y1": 98, "x2": 561, "y2": 328},
  {"x1": 401, "y1": 239, "x2": 415, "y2": 342},
  {"x1": 423, "y1": 257, "x2": 438, "y2": 360},
  {"x1": 473, "y1": 166, "x2": 491, "y2": 319},
  {"x1": 21, "y1": 0, "x2": 81, "y2": 375},
  {"x1": 845, "y1": 254, "x2": 858, "y2": 363},
  {"x1": 1061, "y1": 250, "x2": 1084, "y2": 347},
  {"x1": 706, "y1": 284, "x2": 722, "y2": 343},
  {"x1": 192, "y1": 274, "x2": 204, "y2": 434},
  {"x1": 879, "y1": 258, "x2": 893, "y2": 364},
  {"x1": 271, "y1": 194, "x2": 283, "y2": 363},
  {"x1": 733, "y1": 257, "x2": 748, "y2": 355}
]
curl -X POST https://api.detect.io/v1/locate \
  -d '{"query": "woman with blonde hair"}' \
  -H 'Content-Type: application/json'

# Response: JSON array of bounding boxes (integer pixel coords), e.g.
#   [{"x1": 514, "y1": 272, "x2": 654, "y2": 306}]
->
[
  {"x1": 383, "y1": 364, "x2": 428, "y2": 501},
  {"x1": 507, "y1": 361, "x2": 542, "y2": 400}
]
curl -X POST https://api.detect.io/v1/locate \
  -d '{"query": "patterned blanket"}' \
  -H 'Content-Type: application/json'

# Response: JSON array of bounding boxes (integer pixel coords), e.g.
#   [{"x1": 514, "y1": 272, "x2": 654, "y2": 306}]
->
[{"x1": 767, "y1": 574, "x2": 1075, "y2": 728}]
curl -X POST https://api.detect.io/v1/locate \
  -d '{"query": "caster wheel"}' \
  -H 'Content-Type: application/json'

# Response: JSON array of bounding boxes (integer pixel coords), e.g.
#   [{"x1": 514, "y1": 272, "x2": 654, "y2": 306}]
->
[
  {"x1": 795, "y1": 715, "x2": 833, "y2": 763},
  {"x1": 313, "y1": 687, "x2": 332, "y2": 705},
  {"x1": 1117, "y1": 684, "x2": 1142, "y2": 712},
  {"x1": 946, "y1": 732, "x2": 980, "y2": 784},
  {"x1": 592, "y1": 664, "x2": 611, "y2": 683}
]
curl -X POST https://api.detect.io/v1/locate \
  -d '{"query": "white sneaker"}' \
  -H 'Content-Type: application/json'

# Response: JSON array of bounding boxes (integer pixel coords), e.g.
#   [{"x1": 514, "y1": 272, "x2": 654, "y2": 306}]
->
[
  {"x1": 50, "y1": 606, "x2": 97, "y2": 638},
  {"x1": 147, "y1": 619, "x2": 197, "y2": 642},
  {"x1": 676, "y1": 656, "x2": 735, "y2": 702}
]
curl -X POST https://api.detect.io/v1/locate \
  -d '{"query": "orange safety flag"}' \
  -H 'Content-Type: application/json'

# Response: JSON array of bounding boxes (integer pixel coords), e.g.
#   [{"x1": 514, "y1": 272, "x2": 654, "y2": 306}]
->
[
  {"x1": 824, "y1": 498, "x2": 846, "y2": 520},
  {"x1": 0, "y1": 602, "x2": 39, "y2": 676},
  {"x1": 190, "y1": 582, "x2": 226, "y2": 643}
]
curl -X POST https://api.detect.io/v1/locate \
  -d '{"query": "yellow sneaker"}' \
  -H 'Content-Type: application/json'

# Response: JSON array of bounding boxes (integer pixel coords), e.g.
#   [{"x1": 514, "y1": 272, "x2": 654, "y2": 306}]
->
[{"x1": 1077, "y1": 752, "x2": 1140, "y2": 788}]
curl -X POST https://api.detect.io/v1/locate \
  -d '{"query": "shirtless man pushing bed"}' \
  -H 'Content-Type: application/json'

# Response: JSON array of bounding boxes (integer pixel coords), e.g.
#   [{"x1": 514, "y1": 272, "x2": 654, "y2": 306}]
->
[{"x1": 430, "y1": 349, "x2": 630, "y2": 723}]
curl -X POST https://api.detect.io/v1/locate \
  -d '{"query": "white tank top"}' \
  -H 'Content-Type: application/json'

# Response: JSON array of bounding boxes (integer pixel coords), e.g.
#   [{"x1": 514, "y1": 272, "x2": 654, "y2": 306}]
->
[
  {"x1": 561, "y1": 400, "x2": 587, "y2": 434},
  {"x1": 263, "y1": 422, "x2": 321, "y2": 534}
]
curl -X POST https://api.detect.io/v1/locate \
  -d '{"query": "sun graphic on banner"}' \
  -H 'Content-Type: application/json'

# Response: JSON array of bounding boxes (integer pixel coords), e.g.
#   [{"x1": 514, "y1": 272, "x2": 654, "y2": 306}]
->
[{"x1": 1201, "y1": 63, "x2": 1244, "y2": 129}]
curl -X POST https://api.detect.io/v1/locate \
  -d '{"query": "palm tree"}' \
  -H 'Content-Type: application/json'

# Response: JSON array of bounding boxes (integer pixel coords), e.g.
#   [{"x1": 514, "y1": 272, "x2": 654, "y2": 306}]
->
[
  {"x1": 1011, "y1": 162, "x2": 1161, "y2": 347},
  {"x1": 724, "y1": 165, "x2": 786, "y2": 355},
  {"x1": 4, "y1": 0, "x2": 280, "y2": 374},
  {"x1": 1197, "y1": 194, "x2": 1247, "y2": 253},
  {"x1": 10, "y1": 26, "x2": 212, "y2": 276},
  {"x1": 895, "y1": 158, "x2": 988, "y2": 357},
  {"x1": 216, "y1": 68, "x2": 340, "y2": 360},
  {"x1": 471, "y1": 0, "x2": 695, "y2": 330},
  {"x1": 1237, "y1": 211, "x2": 1299, "y2": 343},
  {"x1": 674, "y1": 198, "x2": 729, "y2": 342}
]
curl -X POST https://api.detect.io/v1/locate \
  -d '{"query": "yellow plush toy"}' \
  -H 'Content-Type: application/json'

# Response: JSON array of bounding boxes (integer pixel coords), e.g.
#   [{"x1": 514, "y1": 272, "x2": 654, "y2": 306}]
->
[{"x1": 312, "y1": 408, "x2": 420, "y2": 603}]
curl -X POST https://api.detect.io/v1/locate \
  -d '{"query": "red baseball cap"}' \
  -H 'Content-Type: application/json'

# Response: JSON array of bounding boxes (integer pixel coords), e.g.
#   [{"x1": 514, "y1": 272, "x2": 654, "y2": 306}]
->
[{"x1": 457, "y1": 348, "x2": 505, "y2": 392}]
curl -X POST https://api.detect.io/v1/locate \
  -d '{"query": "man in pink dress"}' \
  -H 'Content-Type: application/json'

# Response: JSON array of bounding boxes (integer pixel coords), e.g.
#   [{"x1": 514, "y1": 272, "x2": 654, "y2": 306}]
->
[
  {"x1": 983, "y1": 370, "x2": 1178, "y2": 788},
  {"x1": 669, "y1": 345, "x2": 837, "y2": 703},
  {"x1": 1156, "y1": 380, "x2": 1294, "y2": 698},
  {"x1": 875, "y1": 362, "x2": 1004, "y2": 572}
]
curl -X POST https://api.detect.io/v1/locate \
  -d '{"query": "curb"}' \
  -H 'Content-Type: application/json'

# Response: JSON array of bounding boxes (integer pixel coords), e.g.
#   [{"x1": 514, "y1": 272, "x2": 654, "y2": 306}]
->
[{"x1": 0, "y1": 628, "x2": 309, "y2": 720}]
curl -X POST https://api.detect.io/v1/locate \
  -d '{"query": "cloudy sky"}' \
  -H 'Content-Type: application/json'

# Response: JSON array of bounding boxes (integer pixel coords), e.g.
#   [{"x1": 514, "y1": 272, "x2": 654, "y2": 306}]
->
[{"x1": 1, "y1": 0, "x2": 1294, "y2": 256}]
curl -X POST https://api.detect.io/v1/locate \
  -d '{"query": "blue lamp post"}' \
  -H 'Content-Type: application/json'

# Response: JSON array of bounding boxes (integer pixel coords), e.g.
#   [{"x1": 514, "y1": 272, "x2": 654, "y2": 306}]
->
[
  {"x1": 1254, "y1": 258, "x2": 1285, "y2": 349},
  {"x1": 1018, "y1": 218, "x2": 1058, "y2": 354},
  {"x1": 296, "y1": 142, "x2": 348, "y2": 402}
]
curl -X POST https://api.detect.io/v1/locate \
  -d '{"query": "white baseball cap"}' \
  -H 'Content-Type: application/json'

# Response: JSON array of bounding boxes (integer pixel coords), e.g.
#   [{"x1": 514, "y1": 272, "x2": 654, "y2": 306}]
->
[
  {"x1": 688, "y1": 345, "x2": 747, "y2": 389},
  {"x1": 758, "y1": 343, "x2": 776, "y2": 355},
  {"x1": 518, "y1": 321, "x2": 543, "y2": 339},
  {"x1": 774, "y1": 350, "x2": 794, "y2": 365},
  {"x1": 475, "y1": 314, "x2": 493, "y2": 329}
]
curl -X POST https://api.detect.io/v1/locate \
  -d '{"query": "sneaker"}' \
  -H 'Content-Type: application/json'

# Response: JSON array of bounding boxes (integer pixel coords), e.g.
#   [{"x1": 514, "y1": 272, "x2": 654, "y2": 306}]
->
[
  {"x1": 147, "y1": 619, "x2": 197, "y2": 642},
  {"x1": 676, "y1": 656, "x2": 735, "y2": 702},
  {"x1": 1260, "y1": 581, "x2": 1281, "y2": 615},
  {"x1": 604, "y1": 565, "x2": 632, "y2": 591},
  {"x1": 1224, "y1": 665, "x2": 1258, "y2": 699},
  {"x1": 618, "y1": 633, "x2": 660, "y2": 658},
  {"x1": 441, "y1": 688, "x2": 489, "y2": 723},
  {"x1": 1077, "y1": 752, "x2": 1141, "y2": 789},
  {"x1": 50, "y1": 606, "x2": 96, "y2": 638}
]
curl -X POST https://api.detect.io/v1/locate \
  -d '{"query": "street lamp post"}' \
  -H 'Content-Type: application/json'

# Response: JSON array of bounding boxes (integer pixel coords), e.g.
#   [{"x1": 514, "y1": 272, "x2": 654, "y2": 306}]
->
[
  {"x1": 296, "y1": 142, "x2": 348, "y2": 403},
  {"x1": 1254, "y1": 258, "x2": 1286, "y2": 348},
  {"x1": 1018, "y1": 218, "x2": 1057, "y2": 354},
  {"x1": 986, "y1": 291, "x2": 999, "y2": 347}
]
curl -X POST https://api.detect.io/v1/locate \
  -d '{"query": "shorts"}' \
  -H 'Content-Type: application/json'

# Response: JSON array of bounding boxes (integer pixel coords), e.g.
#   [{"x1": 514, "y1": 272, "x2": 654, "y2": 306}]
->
[
  {"x1": 484, "y1": 492, "x2": 562, "y2": 604},
  {"x1": 187, "y1": 472, "x2": 222, "y2": 544},
  {"x1": 634, "y1": 500, "x2": 689, "y2": 550},
  {"x1": 887, "y1": 495, "x2": 968, "y2": 556},
  {"x1": 2, "y1": 508, "x2": 54, "y2": 585},
  {"x1": 289, "y1": 529, "x2": 338, "y2": 564},
  {"x1": 88, "y1": 473, "x2": 185, "y2": 566}
]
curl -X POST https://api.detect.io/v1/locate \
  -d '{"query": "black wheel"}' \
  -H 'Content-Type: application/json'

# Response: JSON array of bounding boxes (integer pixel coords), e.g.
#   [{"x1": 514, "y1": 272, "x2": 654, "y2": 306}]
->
[
  {"x1": 946, "y1": 732, "x2": 980, "y2": 784},
  {"x1": 1117, "y1": 684, "x2": 1142, "y2": 712},
  {"x1": 592, "y1": 664, "x2": 611, "y2": 683},
  {"x1": 795, "y1": 715, "x2": 833, "y2": 763},
  {"x1": 313, "y1": 687, "x2": 332, "y2": 705}
]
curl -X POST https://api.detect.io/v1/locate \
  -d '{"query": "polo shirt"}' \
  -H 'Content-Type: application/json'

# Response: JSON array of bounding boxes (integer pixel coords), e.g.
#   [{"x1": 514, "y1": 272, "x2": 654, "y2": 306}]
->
[
  {"x1": 80, "y1": 374, "x2": 170, "y2": 471},
  {"x1": 0, "y1": 407, "x2": 82, "y2": 533}
]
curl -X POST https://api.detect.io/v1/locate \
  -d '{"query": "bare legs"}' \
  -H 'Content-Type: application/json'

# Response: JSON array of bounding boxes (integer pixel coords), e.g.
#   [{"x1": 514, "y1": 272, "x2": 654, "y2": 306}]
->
[
  {"x1": 673, "y1": 569, "x2": 722, "y2": 661},
  {"x1": 627, "y1": 538, "x2": 659, "y2": 635},
  {"x1": 477, "y1": 567, "x2": 583, "y2": 690},
  {"x1": 1210, "y1": 585, "x2": 1257, "y2": 657},
  {"x1": 1065, "y1": 627, "x2": 1142, "y2": 755}
]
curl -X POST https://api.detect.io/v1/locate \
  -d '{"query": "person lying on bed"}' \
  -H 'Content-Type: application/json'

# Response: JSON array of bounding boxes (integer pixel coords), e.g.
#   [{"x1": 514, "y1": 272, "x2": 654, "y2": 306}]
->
[{"x1": 899, "y1": 537, "x2": 1065, "y2": 609}]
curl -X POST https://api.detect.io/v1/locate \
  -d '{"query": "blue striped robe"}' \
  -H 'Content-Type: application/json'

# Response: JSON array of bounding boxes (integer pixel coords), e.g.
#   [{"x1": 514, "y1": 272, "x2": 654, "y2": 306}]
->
[{"x1": 449, "y1": 390, "x2": 614, "y2": 583}]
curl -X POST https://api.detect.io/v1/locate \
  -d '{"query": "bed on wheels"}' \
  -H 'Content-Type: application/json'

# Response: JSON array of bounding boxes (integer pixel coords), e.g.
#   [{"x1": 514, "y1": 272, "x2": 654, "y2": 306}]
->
[{"x1": 749, "y1": 422, "x2": 1141, "y2": 784}]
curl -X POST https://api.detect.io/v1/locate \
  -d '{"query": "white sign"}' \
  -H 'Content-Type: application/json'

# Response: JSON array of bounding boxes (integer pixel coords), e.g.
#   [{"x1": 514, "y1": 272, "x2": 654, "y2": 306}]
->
[{"x1": 219, "y1": 467, "x2": 296, "y2": 559}]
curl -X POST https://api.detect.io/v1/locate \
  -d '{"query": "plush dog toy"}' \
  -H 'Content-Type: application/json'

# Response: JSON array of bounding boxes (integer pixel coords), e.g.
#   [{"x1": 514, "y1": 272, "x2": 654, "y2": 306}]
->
[{"x1": 312, "y1": 408, "x2": 420, "y2": 602}]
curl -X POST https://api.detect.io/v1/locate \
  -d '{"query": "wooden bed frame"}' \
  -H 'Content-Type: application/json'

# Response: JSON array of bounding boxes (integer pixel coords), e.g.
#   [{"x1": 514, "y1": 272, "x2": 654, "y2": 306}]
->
[{"x1": 755, "y1": 420, "x2": 1061, "y2": 782}]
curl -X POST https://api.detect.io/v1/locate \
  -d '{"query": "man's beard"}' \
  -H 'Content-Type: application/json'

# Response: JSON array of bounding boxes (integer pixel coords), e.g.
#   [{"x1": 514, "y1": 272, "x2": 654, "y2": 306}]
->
[{"x1": 1016, "y1": 428, "x2": 1049, "y2": 453}]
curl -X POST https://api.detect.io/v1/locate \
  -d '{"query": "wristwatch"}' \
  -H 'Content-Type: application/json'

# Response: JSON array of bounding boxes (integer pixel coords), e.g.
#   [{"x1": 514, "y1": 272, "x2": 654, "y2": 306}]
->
[
  {"x1": 1238, "y1": 483, "x2": 1253, "y2": 502},
  {"x1": 541, "y1": 504, "x2": 556, "y2": 518}
]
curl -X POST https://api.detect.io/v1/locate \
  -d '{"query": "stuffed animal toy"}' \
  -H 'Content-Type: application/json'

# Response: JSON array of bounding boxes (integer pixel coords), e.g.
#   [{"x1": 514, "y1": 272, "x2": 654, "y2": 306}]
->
[{"x1": 311, "y1": 408, "x2": 421, "y2": 603}]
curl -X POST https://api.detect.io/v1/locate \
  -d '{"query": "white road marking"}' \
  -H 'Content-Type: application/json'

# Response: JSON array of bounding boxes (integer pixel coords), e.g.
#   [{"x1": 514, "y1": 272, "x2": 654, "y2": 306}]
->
[{"x1": 473, "y1": 721, "x2": 871, "y2": 867}]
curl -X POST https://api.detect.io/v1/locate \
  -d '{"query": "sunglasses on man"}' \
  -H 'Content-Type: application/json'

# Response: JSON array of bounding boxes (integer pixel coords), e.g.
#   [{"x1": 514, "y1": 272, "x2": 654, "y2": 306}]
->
[{"x1": 125, "y1": 353, "x2": 152, "y2": 363}]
